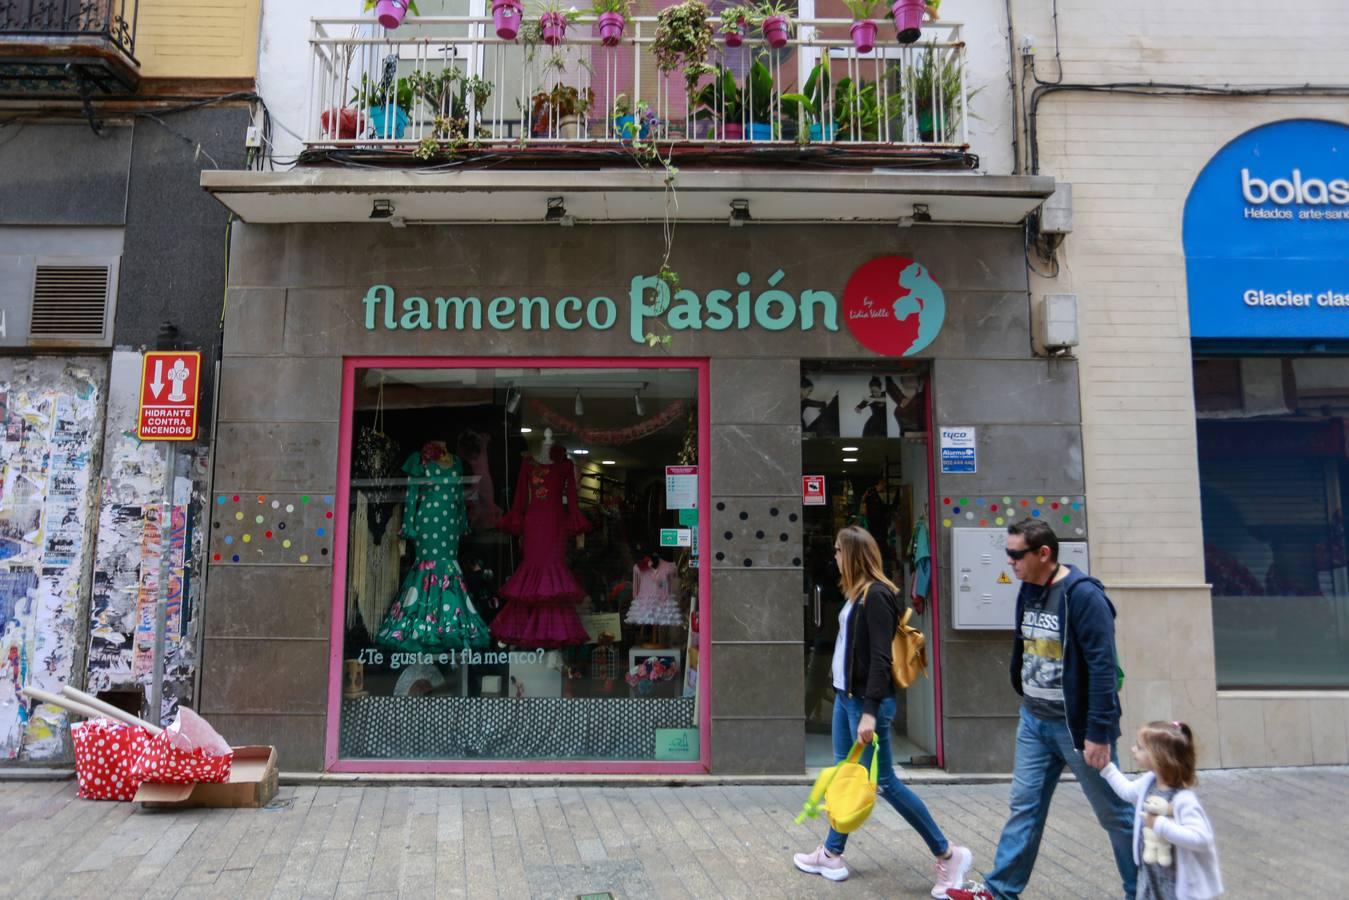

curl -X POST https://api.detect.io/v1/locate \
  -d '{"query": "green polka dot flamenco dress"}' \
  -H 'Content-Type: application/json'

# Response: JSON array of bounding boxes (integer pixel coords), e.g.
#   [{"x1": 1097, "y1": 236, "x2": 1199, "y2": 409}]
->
[{"x1": 376, "y1": 449, "x2": 490, "y2": 652}]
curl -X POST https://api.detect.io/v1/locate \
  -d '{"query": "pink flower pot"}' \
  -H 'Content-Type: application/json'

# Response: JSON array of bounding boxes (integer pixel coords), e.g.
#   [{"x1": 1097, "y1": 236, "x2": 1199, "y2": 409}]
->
[
  {"x1": 850, "y1": 19, "x2": 877, "y2": 53},
  {"x1": 723, "y1": 123, "x2": 744, "y2": 140},
  {"x1": 492, "y1": 0, "x2": 522, "y2": 40},
  {"x1": 541, "y1": 11, "x2": 568, "y2": 45},
  {"x1": 597, "y1": 11, "x2": 625, "y2": 46},
  {"x1": 891, "y1": 0, "x2": 924, "y2": 43},
  {"x1": 375, "y1": 0, "x2": 409, "y2": 29},
  {"x1": 723, "y1": 17, "x2": 746, "y2": 47},
  {"x1": 762, "y1": 14, "x2": 789, "y2": 48}
]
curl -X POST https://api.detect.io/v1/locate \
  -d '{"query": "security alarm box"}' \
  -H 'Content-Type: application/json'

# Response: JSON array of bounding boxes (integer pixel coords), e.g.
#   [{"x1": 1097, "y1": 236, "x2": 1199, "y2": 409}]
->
[{"x1": 952, "y1": 528, "x2": 1089, "y2": 630}]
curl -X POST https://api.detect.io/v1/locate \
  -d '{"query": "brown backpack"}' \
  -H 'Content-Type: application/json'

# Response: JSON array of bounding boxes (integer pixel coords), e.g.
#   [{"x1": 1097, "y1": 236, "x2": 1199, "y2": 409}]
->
[{"x1": 891, "y1": 606, "x2": 928, "y2": 688}]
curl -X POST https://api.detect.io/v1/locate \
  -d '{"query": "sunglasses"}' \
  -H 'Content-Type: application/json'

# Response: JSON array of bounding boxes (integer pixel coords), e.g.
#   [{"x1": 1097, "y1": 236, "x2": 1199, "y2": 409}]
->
[{"x1": 1005, "y1": 547, "x2": 1034, "y2": 560}]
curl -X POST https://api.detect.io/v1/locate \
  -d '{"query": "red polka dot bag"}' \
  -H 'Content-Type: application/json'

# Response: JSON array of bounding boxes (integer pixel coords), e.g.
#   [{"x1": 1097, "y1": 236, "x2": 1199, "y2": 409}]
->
[
  {"x1": 71, "y1": 718, "x2": 151, "y2": 802},
  {"x1": 129, "y1": 707, "x2": 233, "y2": 786}
]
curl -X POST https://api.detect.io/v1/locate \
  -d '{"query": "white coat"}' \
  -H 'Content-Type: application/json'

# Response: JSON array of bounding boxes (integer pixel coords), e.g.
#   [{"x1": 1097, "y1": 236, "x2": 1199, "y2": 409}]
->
[{"x1": 1101, "y1": 763, "x2": 1224, "y2": 899}]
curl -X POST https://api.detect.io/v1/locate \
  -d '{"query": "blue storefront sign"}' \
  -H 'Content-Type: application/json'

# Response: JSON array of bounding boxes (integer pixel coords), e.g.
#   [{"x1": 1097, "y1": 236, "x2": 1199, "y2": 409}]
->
[{"x1": 1183, "y1": 119, "x2": 1349, "y2": 340}]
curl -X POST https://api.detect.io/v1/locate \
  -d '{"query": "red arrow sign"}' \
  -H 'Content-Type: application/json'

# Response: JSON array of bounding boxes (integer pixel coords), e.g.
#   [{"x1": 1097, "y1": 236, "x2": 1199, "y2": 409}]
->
[{"x1": 138, "y1": 351, "x2": 200, "y2": 441}]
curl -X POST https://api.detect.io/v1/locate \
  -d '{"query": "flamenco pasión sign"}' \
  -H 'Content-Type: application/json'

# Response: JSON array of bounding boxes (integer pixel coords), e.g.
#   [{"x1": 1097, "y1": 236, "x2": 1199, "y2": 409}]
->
[{"x1": 360, "y1": 257, "x2": 947, "y2": 358}]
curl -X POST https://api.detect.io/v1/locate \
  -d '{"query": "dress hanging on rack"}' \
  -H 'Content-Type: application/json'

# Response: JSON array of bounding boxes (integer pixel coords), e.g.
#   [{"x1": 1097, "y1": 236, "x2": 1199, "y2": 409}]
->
[
  {"x1": 625, "y1": 558, "x2": 681, "y2": 626},
  {"x1": 376, "y1": 450, "x2": 490, "y2": 652},
  {"x1": 458, "y1": 429, "x2": 503, "y2": 531},
  {"x1": 491, "y1": 444, "x2": 593, "y2": 648}
]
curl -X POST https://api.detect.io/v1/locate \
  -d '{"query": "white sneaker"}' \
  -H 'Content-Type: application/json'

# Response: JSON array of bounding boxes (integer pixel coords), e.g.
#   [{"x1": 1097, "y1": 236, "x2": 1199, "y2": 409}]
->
[
  {"x1": 931, "y1": 845, "x2": 973, "y2": 898},
  {"x1": 793, "y1": 845, "x2": 850, "y2": 882}
]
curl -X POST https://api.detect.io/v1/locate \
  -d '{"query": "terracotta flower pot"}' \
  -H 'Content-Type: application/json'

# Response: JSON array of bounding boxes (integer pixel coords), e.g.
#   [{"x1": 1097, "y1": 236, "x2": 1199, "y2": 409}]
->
[
  {"x1": 762, "y1": 14, "x2": 789, "y2": 48},
  {"x1": 597, "y1": 11, "x2": 625, "y2": 46},
  {"x1": 850, "y1": 19, "x2": 877, "y2": 53},
  {"x1": 492, "y1": 0, "x2": 522, "y2": 39}
]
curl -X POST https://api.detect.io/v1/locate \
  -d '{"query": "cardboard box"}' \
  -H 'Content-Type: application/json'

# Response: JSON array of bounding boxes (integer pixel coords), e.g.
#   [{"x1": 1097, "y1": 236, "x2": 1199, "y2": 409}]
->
[{"x1": 135, "y1": 746, "x2": 278, "y2": 809}]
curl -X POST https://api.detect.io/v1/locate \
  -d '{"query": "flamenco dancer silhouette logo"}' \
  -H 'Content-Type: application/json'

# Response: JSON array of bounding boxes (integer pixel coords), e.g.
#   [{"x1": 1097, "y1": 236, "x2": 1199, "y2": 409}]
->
[{"x1": 841, "y1": 256, "x2": 947, "y2": 357}]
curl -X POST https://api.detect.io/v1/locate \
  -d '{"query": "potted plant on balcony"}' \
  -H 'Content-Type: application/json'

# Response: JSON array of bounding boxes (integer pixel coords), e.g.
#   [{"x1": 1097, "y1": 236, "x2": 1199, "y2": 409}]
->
[
  {"x1": 493, "y1": 0, "x2": 524, "y2": 39},
  {"x1": 365, "y1": 0, "x2": 420, "y2": 30},
  {"x1": 832, "y1": 71, "x2": 903, "y2": 140},
  {"x1": 889, "y1": 0, "x2": 926, "y2": 43},
  {"x1": 783, "y1": 61, "x2": 837, "y2": 141},
  {"x1": 694, "y1": 60, "x2": 776, "y2": 141},
  {"x1": 653, "y1": 0, "x2": 716, "y2": 92},
  {"x1": 536, "y1": 0, "x2": 581, "y2": 45},
  {"x1": 612, "y1": 93, "x2": 655, "y2": 141},
  {"x1": 531, "y1": 84, "x2": 595, "y2": 137},
  {"x1": 590, "y1": 0, "x2": 634, "y2": 46},
  {"x1": 842, "y1": 0, "x2": 882, "y2": 53},
  {"x1": 906, "y1": 41, "x2": 974, "y2": 142},
  {"x1": 409, "y1": 68, "x2": 494, "y2": 138},
  {"x1": 354, "y1": 72, "x2": 416, "y2": 139},
  {"x1": 718, "y1": 3, "x2": 754, "y2": 47},
  {"x1": 755, "y1": 0, "x2": 793, "y2": 49}
]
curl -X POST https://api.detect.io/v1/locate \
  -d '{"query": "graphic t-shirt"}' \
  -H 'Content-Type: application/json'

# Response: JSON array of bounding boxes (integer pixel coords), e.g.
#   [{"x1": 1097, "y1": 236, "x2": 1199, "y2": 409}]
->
[{"x1": 1020, "y1": 576, "x2": 1067, "y2": 720}]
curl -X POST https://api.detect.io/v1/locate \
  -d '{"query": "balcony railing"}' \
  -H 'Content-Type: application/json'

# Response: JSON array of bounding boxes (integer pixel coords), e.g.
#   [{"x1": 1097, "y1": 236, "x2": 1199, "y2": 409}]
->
[
  {"x1": 1, "y1": 0, "x2": 140, "y2": 95},
  {"x1": 306, "y1": 15, "x2": 971, "y2": 157},
  {"x1": 2, "y1": 0, "x2": 137, "y2": 56}
]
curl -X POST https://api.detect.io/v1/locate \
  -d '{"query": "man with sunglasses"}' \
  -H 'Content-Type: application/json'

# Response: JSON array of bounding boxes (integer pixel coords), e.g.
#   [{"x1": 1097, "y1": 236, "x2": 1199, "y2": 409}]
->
[{"x1": 950, "y1": 520, "x2": 1135, "y2": 900}]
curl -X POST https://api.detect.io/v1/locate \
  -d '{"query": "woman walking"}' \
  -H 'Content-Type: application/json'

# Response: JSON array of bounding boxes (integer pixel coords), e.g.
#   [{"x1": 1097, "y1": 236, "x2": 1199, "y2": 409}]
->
[{"x1": 793, "y1": 526, "x2": 973, "y2": 897}]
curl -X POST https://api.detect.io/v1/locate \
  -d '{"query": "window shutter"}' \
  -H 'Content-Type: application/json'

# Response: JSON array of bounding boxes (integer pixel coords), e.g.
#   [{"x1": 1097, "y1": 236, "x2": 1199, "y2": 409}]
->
[{"x1": 29, "y1": 261, "x2": 116, "y2": 345}]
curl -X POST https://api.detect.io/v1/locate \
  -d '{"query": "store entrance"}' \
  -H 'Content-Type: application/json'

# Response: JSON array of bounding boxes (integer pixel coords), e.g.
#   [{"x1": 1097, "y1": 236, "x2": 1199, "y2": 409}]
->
[{"x1": 800, "y1": 368, "x2": 938, "y2": 768}]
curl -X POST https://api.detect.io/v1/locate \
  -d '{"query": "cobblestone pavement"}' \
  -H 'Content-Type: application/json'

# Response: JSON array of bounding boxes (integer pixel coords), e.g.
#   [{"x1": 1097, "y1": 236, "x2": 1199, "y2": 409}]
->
[{"x1": 0, "y1": 766, "x2": 1344, "y2": 899}]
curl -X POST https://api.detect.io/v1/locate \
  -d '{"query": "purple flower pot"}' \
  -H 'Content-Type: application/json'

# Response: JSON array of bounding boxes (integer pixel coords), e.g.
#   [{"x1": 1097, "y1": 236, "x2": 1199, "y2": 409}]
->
[
  {"x1": 492, "y1": 0, "x2": 522, "y2": 40},
  {"x1": 762, "y1": 15, "x2": 789, "y2": 48},
  {"x1": 375, "y1": 0, "x2": 409, "y2": 29},
  {"x1": 891, "y1": 0, "x2": 924, "y2": 43},
  {"x1": 850, "y1": 19, "x2": 877, "y2": 53},
  {"x1": 541, "y1": 11, "x2": 568, "y2": 45},
  {"x1": 597, "y1": 11, "x2": 625, "y2": 46}
]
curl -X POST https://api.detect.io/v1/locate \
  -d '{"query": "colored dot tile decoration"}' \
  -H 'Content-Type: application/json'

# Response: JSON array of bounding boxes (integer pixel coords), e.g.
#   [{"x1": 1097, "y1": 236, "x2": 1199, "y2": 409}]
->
[
  {"x1": 210, "y1": 492, "x2": 335, "y2": 565},
  {"x1": 938, "y1": 494, "x2": 1087, "y2": 537}
]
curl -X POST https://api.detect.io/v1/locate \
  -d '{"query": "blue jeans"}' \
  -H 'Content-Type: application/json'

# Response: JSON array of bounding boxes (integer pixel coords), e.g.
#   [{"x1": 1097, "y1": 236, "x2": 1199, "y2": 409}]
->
[
  {"x1": 823, "y1": 694, "x2": 949, "y2": 858},
  {"x1": 984, "y1": 707, "x2": 1137, "y2": 900}
]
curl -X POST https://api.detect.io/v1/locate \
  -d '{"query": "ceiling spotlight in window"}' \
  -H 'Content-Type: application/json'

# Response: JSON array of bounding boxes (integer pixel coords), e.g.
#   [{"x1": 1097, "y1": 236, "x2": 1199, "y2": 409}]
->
[
  {"x1": 842, "y1": 457, "x2": 859, "y2": 463},
  {"x1": 505, "y1": 387, "x2": 522, "y2": 413},
  {"x1": 520, "y1": 426, "x2": 532, "y2": 434},
  {"x1": 601, "y1": 459, "x2": 616, "y2": 465},
  {"x1": 573, "y1": 449, "x2": 590, "y2": 455},
  {"x1": 633, "y1": 388, "x2": 645, "y2": 416},
  {"x1": 842, "y1": 446, "x2": 859, "y2": 452},
  {"x1": 574, "y1": 390, "x2": 584, "y2": 416}
]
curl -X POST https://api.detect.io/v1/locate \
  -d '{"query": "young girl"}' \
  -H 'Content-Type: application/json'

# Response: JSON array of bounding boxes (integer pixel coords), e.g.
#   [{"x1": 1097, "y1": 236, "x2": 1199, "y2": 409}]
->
[{"x1": 1101, "y1": 721, "x2": 1224, "y2": 900}]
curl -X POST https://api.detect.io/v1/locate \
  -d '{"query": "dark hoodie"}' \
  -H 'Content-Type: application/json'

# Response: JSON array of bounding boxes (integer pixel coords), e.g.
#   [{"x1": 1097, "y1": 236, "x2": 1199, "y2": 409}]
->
[{"x1": 1009, "y1": 565, "x2": 1122, "y2": 749}]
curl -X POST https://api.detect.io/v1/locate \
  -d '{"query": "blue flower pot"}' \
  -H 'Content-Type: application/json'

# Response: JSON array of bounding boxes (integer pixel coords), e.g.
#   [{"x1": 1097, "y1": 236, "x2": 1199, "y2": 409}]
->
[
  {"x1": 614, "y1": 114, "x2": 650, "y2": 141},
  {"x1": 369, "y1": 105, "x2": 409, "y2": 139},
  {"x1": 748, "y1": 122, "x2": 774, "y2": 141},
  {"x1": 809, "y1": 123, "x2": 837, "y2": 141}
]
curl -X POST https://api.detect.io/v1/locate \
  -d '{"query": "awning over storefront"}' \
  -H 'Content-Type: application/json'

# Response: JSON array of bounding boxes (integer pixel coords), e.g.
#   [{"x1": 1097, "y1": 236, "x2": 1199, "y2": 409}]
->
[{"x1": 201, "y1": 170, "x2": 1056, "y2": 227}]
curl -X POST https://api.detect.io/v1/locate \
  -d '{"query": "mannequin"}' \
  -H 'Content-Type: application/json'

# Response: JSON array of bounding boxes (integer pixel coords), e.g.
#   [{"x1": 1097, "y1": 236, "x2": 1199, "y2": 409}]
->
[
  {"x1": 491, "y1": 436, "x2": 592, "y2": 647},
  {"x1": 375, "y1": 440, "x2": 491, "y2": 652},
  {"x1": 626, "y1": 544, "x2": 680, "y2": 647},
  {"x1": 535, "y1": 427, "x2": 555, "y2": 462}
]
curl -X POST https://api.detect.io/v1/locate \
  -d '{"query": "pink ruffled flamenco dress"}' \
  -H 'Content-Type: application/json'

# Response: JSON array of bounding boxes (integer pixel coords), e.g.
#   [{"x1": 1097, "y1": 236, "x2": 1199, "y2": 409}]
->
[{"x1": 491, "y1": 444, "x2": 592, "y2": 648}]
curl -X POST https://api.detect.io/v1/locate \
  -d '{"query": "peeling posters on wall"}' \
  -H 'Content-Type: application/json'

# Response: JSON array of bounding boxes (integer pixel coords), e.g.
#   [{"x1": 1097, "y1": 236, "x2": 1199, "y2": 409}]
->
[{"x1": 0, "y1": 359, "x2": 106, "y2": 761}]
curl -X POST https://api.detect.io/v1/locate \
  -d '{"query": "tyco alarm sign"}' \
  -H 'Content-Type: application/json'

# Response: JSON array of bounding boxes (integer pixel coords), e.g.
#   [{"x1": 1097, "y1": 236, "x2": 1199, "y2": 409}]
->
[
  {"x1": 138, "y1": 351, "x2": 201, "y2": 441},
  {"x1": 802, "y1": 476, "x2": 827, "y2": 506}
]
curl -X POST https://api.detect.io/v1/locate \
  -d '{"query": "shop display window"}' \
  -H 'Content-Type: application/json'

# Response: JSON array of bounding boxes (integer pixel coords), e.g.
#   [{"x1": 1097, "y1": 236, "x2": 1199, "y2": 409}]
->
[
  {"x1": 1196, "y1": 356, "x2": 1349, "y2": 688},
  {"x1": 335, "y1": 364, "x2": 704, "y2": 763}
]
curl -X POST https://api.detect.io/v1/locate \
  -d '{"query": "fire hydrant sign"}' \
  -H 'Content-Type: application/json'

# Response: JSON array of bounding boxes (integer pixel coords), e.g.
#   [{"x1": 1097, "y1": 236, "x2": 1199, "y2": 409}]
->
[{"x1": 138, "y1": 351, "x2": 201, "y2": 441}]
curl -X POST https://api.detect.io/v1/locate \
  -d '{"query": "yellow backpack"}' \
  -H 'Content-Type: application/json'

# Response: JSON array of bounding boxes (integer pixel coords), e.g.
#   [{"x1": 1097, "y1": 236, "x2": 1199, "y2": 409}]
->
[
  {"x1": 794, "y1": 738, "x2": 879, "y2": 834},
  {"x1": 892, "y1": 606, "x2": 928, "y2": 689}
]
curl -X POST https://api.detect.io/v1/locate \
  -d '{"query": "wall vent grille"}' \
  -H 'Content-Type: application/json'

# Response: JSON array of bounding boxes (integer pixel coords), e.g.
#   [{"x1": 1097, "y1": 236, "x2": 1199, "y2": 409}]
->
[{"x1": 30, "y1": 264, "x2": 112, "y2": 340}]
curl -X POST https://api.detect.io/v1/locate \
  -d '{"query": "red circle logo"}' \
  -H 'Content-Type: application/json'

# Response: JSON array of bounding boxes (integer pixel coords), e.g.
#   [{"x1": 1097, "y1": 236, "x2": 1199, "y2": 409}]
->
[{"x1": 842, "y1": 256, "x2": 946, "y2": 356}]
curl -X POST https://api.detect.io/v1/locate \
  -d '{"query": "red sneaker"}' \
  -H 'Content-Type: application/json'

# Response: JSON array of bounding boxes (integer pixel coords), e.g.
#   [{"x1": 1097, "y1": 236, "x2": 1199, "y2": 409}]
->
[{"x1": 945, "y1": 888, "x2": 995, "y2": 900}]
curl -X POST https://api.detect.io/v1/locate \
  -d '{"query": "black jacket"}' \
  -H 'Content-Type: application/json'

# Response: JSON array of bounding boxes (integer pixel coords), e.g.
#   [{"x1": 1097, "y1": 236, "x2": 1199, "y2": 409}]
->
[
  {"x1": 842, "y1": 582, "x2": 900, "y2": 717},
  {"x1": 1008, "y1": 565, "x2": 1122, "y2": 749}
]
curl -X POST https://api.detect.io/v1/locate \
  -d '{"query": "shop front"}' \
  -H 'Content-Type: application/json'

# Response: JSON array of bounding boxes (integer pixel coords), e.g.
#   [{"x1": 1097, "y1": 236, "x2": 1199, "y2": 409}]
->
[
  {"x1": 198, "y1": 213, "x2": 1077, "y2": 774},
  {"x1": 1185, "y1": 119, "x2": 1349, "y2": 693}
]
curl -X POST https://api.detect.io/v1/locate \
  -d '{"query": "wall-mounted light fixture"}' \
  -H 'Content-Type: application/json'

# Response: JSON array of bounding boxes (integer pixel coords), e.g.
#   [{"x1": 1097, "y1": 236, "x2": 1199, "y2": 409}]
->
[
  {"x1": 370, "y1": 199, "x2": 395, "y2": 220},
  {"x1": 633, "y1": 387, "x2": 646, "y2": 416},
  {"x1": 505, "y1": 387, "x2": 522, "y2": 413},
  {"x1": 912, "y1": 203, "x2": 932, "y2": 223},
  {"x1": 574, "y1": 390, "x2": 584, "y2": 416},
  {"x1": 545, "y1": 196, "x2": 574, "y2": 226},
  {"x1": 729, "y1": 198, "x2": 752, "y2": 227}
]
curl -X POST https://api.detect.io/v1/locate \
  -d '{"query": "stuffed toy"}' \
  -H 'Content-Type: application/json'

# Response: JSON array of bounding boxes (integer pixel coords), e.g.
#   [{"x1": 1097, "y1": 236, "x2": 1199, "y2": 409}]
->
[{"x1": 1142, "y1": 795, "x2": 1174, "y2": 867}]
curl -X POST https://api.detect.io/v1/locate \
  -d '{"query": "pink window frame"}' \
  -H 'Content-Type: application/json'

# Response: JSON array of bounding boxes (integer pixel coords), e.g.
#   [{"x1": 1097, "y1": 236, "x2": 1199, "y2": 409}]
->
[{"x1": 325, "y1": 356, "x2": 713, "y2": 774}]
